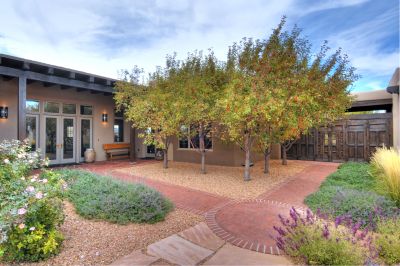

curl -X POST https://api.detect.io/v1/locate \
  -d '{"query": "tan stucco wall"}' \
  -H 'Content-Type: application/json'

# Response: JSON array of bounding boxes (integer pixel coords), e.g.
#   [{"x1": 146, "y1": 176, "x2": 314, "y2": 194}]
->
[
  {"x1": 0, "y1": 79, "x2": 18, "y2": 141},
  {"x1": 353, "y1": 90, "x2": 392, "y2": 101},
  {"x1": 0, "y1": 79, "x2": 130, "y2": 162}
]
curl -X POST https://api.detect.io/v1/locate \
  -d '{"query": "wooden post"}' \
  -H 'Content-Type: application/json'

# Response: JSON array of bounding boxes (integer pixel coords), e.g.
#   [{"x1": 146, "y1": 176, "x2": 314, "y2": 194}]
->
[
  {"x1": 328, "y1": 125, "x2": 333, "y2": 162},
  {"x1": 365, "y1": 120, "x2": 370, "y2": 161},
  {"x1": 129, "y1": 127, "x2": 136, "y2": 162},
  {"x1": 18, "y1": 75, "x2": 27, "y2": 141}
]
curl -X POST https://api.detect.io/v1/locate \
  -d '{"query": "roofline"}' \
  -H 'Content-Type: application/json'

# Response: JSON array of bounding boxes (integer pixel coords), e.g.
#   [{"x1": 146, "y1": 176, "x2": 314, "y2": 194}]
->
[{"x1": 0, "y1": 53, "x2": 117, "y2": 82}]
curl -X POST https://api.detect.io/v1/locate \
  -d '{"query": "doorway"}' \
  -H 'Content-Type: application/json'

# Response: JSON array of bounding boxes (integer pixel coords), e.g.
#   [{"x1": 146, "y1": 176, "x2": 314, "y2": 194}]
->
[{"x1": 43, "y1": 116, "x2": 76, "y2": 164}]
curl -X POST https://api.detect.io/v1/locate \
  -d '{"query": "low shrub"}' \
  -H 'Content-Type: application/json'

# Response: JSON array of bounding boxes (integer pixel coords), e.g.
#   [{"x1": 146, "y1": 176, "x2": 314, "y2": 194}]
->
[
  {"x1": 371, "y1": 147, "x2": 400, "y2": 206},
  {"x1": 374, "y1": 217, "x2": 400, "y2": 265},
  {"x1": 58, "y1": 169, "x2": 173, "y2": 224},
  {"x1": 0, "y1": 140, "x2": 65, "y2": 262},
  {"x1": 307, "y1": 186, "x2": 398, "y2": 227},
  {"x1": 273, "y1": 208, "x2": 369, "y2": 265}
]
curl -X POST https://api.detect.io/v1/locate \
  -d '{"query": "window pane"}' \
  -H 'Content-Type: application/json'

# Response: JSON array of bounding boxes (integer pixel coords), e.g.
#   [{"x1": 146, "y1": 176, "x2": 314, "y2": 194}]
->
[
  {"x1": 63, "y1": 103, "x2": 76, "y2": 114},
  {"x1": 81, "y1": 119, "x2": 91, "y2": 157},
  {"x1": 44, "y1": 102, "x2": 60, "y2": 113},
  {"x1": 26, "y1": 100, "x2": 40, "y2": 113},
  {"x1": 26, "y1": 116, "x2": 37, "y2": 150},
  {"x1": 114, "y1": 119, "x2": 124, "y2": 142},
  {"x1": 80, "y1": 105, "x2": 93, "y2": 115},
  {"x1": 63, "y1": 119, "x2": 74, "y2": 159},
  {"x1": 45, "y1": 117, "x2": 57, "y2": 160},
  {"x1": 179, "y1": 125, "x2": 189, "y2": 148}
]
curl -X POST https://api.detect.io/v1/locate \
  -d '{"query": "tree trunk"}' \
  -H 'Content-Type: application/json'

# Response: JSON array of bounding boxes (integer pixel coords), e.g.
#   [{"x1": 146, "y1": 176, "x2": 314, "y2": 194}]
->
[
  {"x1": 264, "y1": 148, "x2": 271, "y2": 174},
  {"x1": 163, "y1": 149, "x2": 168, "y2": 168},
  {"x1": 199, "y1": 127, "x2": 206, "y2": 174},
  {"x1": 282, "y1": 146, "x2": 287, "y2": 165},
  {"x1": 244, "y1": 134, "x2": 251, "y2": 181}
]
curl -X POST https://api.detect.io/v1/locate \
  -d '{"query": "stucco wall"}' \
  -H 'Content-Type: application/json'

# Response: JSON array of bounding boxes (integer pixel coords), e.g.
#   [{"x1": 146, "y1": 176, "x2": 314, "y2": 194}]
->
[
  {"x1": 0, "y1": 79, "x2": 18, "y2": 141},
  {"x1": 0, "y1": 79, "x2": 130, "y2": 162}
]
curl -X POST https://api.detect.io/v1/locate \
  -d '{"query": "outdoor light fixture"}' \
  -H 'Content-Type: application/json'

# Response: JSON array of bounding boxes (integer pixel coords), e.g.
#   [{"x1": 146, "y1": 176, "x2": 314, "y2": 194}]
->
[
  {"x1": 102, "y1": 113, "x2": 108, "y2": 123},
  {"x1": 0, "y1": 107, "x2": 8, "y2": 119}
]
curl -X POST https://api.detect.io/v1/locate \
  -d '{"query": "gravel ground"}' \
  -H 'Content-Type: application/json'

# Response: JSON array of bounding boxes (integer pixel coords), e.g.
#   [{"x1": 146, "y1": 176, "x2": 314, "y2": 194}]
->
[
  {"x1": 18, "y1": 201, "x2": 202, "y2": 266},
  {"x1": 118, "y1": 160, "x2": 310, "y2": 199}
]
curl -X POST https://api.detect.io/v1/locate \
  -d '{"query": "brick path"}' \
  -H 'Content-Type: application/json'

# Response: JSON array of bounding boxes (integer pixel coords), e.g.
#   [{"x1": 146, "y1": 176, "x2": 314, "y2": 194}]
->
[
  {"x1": 205, "y1": 162, "x2": 339, "y2": 254},
  {"x1": 74, "y1": 160, "x2": 231, "y2": 215},
  {"x1": 74, "y1": 160, "x2": 339, "y2": 256}
]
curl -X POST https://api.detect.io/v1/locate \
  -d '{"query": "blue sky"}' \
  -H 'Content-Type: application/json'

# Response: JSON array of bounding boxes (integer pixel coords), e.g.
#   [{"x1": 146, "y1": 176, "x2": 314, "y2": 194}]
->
[{"x1": 0, "y1": 0, "x2": 398, "y2": 92}]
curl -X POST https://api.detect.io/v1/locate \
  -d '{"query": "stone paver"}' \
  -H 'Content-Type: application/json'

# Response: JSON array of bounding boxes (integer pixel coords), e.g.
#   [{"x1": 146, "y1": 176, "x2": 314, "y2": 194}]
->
[
  {"x1": 147, "y1": 234, "x2": 213, "y2": 265},
  {"x1": 178, "y1": 222, "x2": 225, "y2": 251},
  {"x1": 204, "y1": 243, "x2": 292, "y2": 265},
  {"x1": 110, "y1": 250, "x2": 159, "y2": 266}
]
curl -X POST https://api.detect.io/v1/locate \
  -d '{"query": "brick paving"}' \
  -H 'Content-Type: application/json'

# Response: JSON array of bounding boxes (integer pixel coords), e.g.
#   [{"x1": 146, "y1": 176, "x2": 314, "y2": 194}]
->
[
  {"x1": 73, "y1": 159, "x2": 339, "y2": 258},
  {"x1": 204, "y1": 162, "x2": 339, "y2": 254}
]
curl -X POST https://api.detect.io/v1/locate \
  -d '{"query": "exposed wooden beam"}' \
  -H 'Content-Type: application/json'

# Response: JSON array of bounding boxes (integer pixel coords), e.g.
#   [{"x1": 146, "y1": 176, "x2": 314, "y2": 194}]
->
[
  {"x1": 88, "y1": 76, "x2": 95, "y2": 83},
  {"x1": 61, "y1": 85, "x2": 73, "y2": 90},
  {"x1": 1, "y1": 75, "x2": 14, "y2": 81},
  {"x1": 47, "y1": 67, "x2": 54, "y2": 75},
  {"x1": 43, "y1": 82, "x2": 56, "y2": 87},
  {"x1": 0, "y1": 66, "x2": 114, "y2": 93},
  {"x1": 22, "y1": 62, "x2": 30, "y2": 70},
  {"x1": 69, "y1": 72, "x2": 76, "y2": 79}
]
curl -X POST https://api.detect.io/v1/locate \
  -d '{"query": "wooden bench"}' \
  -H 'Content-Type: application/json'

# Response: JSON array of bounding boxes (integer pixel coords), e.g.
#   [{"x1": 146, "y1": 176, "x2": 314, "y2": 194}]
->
[{"x1": 103, "y1": 143, "x2": 130, "y2": 160}]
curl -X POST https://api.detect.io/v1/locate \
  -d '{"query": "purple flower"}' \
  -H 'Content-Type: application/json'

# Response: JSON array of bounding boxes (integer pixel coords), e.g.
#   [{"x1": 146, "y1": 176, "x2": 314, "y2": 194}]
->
[
  {"x1": 322, "y1": 224, "x2": 330, "y2": 239},
  {"x1": 334, "y1": 216, "x2": 342, "y2": 228},
  {"x1": 17, "y1": 208, "x2": 27, "y2": 215}
]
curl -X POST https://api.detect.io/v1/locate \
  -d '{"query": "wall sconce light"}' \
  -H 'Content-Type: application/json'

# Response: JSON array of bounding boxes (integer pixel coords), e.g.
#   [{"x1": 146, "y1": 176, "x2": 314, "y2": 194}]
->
[
  {"x1": 102, "y1": 113, "x2": 108, "y2": 123},
  {"x1": 0, "y1": 107, "x2": 8, "y2": 119}
]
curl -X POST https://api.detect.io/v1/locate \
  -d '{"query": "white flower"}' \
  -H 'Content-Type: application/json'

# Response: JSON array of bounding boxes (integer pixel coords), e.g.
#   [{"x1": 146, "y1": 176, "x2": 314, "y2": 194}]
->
[
  {"x1": 29, "y1": 227, "x2": 35, "y2": 231},
  {"x1": 3, "y1": 158, "x2": 10, "y2": 164},
  {"x1": 21, "y1": 176, "x2": 26, "y2": 181},
  {"x1": 41, "y1": 179, "x2": 48, "y2": 183},
  {"x1": 28, "y1": 159, "x2": 33, "y2": 164},
  {"x1": 35, "y1": 192, "x2": 43, "y2": 199},
  {"x1": 17, "y1": 208, "x2": 27, "y2": 215},
  {"x1": 26, "y1": 186, "x2": 35, "y2": 192},
  {"x1": 17, "y1": 154, "x2": 23, "y2": 159}
]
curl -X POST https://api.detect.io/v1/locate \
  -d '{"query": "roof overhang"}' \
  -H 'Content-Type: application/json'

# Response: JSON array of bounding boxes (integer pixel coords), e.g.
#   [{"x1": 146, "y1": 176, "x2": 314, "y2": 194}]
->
[
  {"x1": 386, "y1": 68, "x2": 399, "y2": 94},
  {"x1": 0, "y1": 54, "x2": 116, "y2": 94}
]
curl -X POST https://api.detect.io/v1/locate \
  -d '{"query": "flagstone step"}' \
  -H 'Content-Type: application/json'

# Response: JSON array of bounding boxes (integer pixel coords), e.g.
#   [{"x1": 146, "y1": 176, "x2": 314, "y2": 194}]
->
[
  {"x1": 178, "y1": 222, "x2": 225, "y2": 251},
  {"x1": 147, "y1": 234, "x2": 213, "y2": 265}
]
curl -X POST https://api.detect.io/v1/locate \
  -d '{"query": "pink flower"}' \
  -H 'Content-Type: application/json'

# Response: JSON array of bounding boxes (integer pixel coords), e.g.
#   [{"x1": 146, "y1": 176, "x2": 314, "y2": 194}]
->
[
  {"x1": 41, "y1": 179, "x2": 48, "y2": 183},
  {"x1": 18, "y1": 223, "x2": 25, "y2": 229},
  {"x1": 17, "y1": 208, "x2": 27, "y2": 215},
  {"x1": 26, "y1": 186, "x2": 35, "y2": 192},
  {"x1": 3, "y1": 158, "x2": 10, "y2": 164},
  {"x1": 35, "y1": 192, "x2": 43, "y2": 199}
]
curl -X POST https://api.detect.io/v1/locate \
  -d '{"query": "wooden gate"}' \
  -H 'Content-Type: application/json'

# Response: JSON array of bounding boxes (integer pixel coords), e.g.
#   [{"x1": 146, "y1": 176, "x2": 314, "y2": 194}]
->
[{"x1": 287, "y1": 113, "x2": 393, "y2": 162}]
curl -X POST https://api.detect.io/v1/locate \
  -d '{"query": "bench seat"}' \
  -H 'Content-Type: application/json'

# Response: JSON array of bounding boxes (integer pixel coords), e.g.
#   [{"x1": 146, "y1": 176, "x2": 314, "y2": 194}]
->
[{"x1": 103, "y1": 143, "x2": 130, "y2": 160}]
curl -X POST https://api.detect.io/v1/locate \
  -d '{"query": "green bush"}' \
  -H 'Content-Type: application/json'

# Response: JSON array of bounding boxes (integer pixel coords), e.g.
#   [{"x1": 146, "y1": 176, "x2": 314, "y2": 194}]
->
[
  {"x1": 374, "y1": 217, "x2": 400, "y2": 265},
  {"x1": 0, "y1": 140, "x2": 65, "y2": 262},
  {"x1": 58, "y1": 169, "x2": 173, "y2": 224},
  {"x1": 274, "y1": 208, "x2": 366, "y2": 265}
]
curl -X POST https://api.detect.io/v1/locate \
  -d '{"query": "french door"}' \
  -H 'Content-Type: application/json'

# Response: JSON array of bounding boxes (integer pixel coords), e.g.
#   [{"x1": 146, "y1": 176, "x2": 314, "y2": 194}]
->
[
  {"x1": 80, "y1": 118, "x2": 93, "y2": 161},
  {"x1": 43, "y1": 116, "x2": 76, "y2": 164}
]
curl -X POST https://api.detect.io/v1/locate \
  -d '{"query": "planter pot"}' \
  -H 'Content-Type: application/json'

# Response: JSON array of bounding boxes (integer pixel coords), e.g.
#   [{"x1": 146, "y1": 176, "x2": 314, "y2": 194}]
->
[{"x1": 84, "y1": 148, "x2": 96, "y2": 163}]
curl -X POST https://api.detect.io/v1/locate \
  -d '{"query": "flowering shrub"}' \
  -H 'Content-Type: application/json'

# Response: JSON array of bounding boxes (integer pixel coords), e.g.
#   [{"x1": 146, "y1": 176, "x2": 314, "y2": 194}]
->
[
  {"x1": 0, "y1": 140, "x2": 65, "y2": 262},
  {"x1": 273, "y1": 208, "x2": 371, "y2": 265},
  {"x1": 374, "y1": 217, "x2": 400, "y2": 265}
]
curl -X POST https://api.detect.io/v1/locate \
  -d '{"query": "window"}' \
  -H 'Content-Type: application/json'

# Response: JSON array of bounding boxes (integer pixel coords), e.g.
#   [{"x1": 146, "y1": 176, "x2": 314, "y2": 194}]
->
[
  {"x1": 26, "y1": 116, "x2": 38, "y2": 150},
  {"x1": 179, "y1": 125, "x2": 213, "y2": 150},
  {"x1": 114, "y1": 119, "x2": 124, "y2": 142},
  {"x1": 44, "y1": 102, "x2": 60, "y2": 113},
  {"x1": 63, "y1": 103, "x2": 76, "y2": 114},
  {"x1": 80, "y1": 105, "x2": 93, "y2": 115},
  {"x1": 26, "y1": 100, "x2": 39, "y2": 113}
]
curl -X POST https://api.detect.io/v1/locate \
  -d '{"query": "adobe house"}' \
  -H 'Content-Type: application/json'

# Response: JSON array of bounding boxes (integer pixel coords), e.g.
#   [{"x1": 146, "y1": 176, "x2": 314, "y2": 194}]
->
[
  {"x1": 0, "y1": 54, "x2": 398, "y2": 165},
  {"x1": 0, "y1": 54, "x2": 266, "y2": 166}
]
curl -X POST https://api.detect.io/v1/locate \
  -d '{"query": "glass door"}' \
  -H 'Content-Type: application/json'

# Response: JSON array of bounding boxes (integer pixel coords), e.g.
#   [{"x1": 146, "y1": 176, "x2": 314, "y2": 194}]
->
[
  {"x1": 44, "y1": 116, "x2": 76, "y2": 164},
  {"x1": 80, "y1": 118, "x2": 92, "y2": 161},
  {"x1": 44, "y1": 116, "x2": 59, "y2": 164},
  {"x1": 62, "y1": 117, "x2": 76, "y2": 163}
]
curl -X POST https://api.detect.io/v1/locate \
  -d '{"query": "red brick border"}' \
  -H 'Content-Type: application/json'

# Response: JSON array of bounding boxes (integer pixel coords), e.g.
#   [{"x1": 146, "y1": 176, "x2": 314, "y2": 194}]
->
[{"x1": 205, "y1": 199, "x2": 306, "y2": 255}]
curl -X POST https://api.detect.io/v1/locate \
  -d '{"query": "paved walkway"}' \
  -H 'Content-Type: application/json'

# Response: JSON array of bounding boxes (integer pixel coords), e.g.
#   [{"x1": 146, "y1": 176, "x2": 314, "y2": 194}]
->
[{"x1": 74, "y1": 160, "x2": 339, "y2": 264}]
